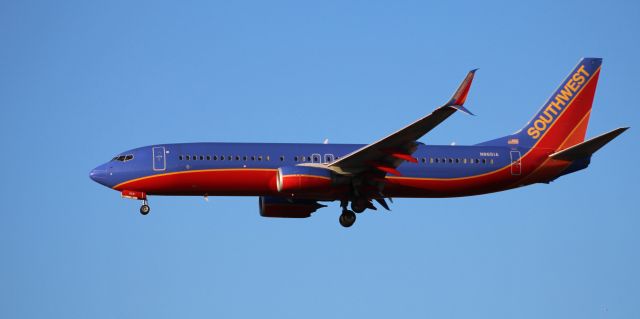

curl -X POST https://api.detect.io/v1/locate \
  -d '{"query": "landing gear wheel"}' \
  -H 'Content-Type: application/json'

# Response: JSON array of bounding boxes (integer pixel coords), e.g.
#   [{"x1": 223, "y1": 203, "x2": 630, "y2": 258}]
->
[
  {"x1": 351, "y1": 202, "x2": 366, "y2": 214},
  {"x1": 140, "y1": 202, "x2": 150, "y2": 215},
  {"x1": 339, "y1": 210, "x2": 356, "y2": 228}
]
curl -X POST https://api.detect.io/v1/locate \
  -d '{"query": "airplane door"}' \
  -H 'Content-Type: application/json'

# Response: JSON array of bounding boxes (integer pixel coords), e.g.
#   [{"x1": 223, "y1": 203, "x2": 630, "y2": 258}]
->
[
  {"x1": 510, "y1": 150, "x2": 521, "y2": 175},
  {"x1": 153, "y1": 146, "x2": 166, "y2": 171}
]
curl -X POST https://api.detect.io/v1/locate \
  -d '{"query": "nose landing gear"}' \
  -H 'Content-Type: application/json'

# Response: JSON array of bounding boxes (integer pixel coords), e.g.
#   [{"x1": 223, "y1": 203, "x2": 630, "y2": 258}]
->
[
  {"x1": 140, "y1": 200, "x2": 150, "y2": 215},
  {"x1": 121, "y1": 190, "x2": 150, "y2": 216}
]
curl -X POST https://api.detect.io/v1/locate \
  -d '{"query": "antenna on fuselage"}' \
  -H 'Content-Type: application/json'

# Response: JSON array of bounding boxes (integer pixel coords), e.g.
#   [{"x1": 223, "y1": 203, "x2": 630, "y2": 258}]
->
[{"x1": 323, "y1": 138, "x2": 329, "y2": 144}]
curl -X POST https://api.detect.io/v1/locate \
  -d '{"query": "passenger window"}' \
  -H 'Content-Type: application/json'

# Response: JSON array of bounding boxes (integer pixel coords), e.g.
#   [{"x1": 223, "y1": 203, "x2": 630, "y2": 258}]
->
[
  {"x1": 448, "y1": 158, "x2": 453, "y2": 164},
  {"x1": 213, "y1": 155, "x2": 218, "y2": 160},
  {"x1": 186, "y1": 155, "x2": 190, "y2": 160},
  {"x1": 475, "y1": 159, "x2": 480, "y2": 164},
  {"x1": 251, "y1": 156, "x2": 255, "y2": 161},
  {"x1": 430, "y1": 158, "x2": 434, "y2": 164},
  {"x1": 266, "y1": 155, "x2": 270, "y2": 161},
  {"x1": 482, "y1": 159, "x2": 486, "y2": 164},
  {"x1": 455, "y1": 158, "x2": 459, "y2": 164},
  {"x1": 463, "y1": 158, "x2": 467, "y2": 164},
  {"x1": 207, "y1": 155, "x2": 211, "y2": 160},
  {"x1": 294, "y1": 156, "x2": 299, "y2": 162},
  {"x1": 243, "y1": 155, "x2": 247, "y2": 161},
  {"x1": 199, "y1": 155, "x2": 204, "y2": 160},
  {"x1": 421, "y1": 157, "x2": 426, "y2": 163},
  {"x1": 280, "y1": 156, "x2": 284, "y2": 161},
  {"x1": 179, "y1": 155, "x2": 183, "y2": 160},
  {"x1": 258, "y1": 156, "x2": 263, "y2": 161},
  {"x1": 235, "y1": 156, "x2": 240, "y2": 161}
]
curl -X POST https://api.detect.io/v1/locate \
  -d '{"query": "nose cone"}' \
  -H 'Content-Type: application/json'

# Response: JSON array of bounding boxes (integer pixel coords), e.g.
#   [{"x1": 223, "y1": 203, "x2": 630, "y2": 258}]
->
[{"x1": 89, "y1": 165, "x2": 108, "y2": 184}]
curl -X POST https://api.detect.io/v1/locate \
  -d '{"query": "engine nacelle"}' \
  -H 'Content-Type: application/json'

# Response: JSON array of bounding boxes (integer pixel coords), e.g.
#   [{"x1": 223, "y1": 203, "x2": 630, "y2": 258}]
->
[
  {"x1": 259, "y1": 196, "x2": 326, "y2": 218},
  {"x1": 277, "y1": 166, "x2": 333, "y2": 193}
]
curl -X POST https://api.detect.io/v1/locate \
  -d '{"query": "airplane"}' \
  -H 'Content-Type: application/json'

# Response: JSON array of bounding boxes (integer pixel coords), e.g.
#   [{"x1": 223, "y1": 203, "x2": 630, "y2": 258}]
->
[{"x1": 90, "y1": 58, "x2": 628, "y2": 228}]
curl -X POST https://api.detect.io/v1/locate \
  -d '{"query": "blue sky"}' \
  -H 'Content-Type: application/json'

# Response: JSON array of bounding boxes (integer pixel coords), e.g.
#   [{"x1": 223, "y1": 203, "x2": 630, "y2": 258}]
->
[{"x1": 1, "y1": 1, "x2": 639, "y2": 318}]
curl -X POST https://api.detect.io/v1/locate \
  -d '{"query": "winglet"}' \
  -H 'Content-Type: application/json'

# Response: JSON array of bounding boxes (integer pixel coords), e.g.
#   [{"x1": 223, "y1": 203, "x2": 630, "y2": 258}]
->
[
  {"x1": 446, "y1": 68, "x2": 478, "y2": 108},
  {"x1": 449, "y1": 104, "x2": 475, "y2": 116}
]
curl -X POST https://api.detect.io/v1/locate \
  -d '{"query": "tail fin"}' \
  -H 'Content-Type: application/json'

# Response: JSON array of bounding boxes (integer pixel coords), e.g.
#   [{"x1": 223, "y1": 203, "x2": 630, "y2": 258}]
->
[{"x1": 479, "y1": 58, "x2": 602, "y2": 150}]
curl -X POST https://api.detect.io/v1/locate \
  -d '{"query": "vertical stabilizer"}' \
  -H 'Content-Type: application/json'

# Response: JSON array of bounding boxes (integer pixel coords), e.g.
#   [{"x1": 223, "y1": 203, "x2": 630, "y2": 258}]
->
[{"x1": 479, "y1": 58, "x2": 602, "y2": 150}]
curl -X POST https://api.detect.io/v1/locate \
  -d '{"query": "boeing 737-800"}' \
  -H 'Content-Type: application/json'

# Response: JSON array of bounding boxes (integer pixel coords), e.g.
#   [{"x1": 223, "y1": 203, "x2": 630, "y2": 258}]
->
[{"x1": 90, "y1": 58, "x2": 628, "y2": 227}]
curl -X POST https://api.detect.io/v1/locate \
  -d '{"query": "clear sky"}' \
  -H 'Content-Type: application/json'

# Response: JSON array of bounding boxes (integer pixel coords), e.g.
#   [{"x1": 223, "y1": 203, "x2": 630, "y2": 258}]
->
[{"x1": 1, "y1": 1, "x2": 639, "y2": 318}]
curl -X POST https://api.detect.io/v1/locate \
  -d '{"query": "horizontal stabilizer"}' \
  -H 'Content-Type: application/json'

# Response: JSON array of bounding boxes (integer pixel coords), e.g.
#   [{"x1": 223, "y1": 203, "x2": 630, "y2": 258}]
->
[{"x1": 549, "y1": 127, "x2": 629, "y2": 161}]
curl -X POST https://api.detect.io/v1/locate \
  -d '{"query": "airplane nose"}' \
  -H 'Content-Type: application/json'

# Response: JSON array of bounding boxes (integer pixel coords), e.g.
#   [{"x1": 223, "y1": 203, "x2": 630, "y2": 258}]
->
[{"x1": 89, "y1": 167, "x2": 107, "y2": 182}]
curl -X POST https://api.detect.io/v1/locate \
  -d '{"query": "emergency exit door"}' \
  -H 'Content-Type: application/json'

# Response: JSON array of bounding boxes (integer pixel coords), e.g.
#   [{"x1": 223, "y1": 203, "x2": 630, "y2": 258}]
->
[
  {"x1": 153, "y1": 146, "x2": 166, "y2": 171},
  {"x1": 510, "y1": 150, "x2": 521, "y2": 175}
]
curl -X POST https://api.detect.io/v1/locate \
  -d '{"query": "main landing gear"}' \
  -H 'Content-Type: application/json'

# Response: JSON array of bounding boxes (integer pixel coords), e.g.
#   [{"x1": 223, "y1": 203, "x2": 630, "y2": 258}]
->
[
  {"x1": 140, "y1": 200, "x2": 150, "y2": 215},
  {"x1": 338, "y1": 199, "x2": 356, "y2": 228},
  {"x1": 339, "y1": 209, "x2": 356, "y2": 228},
  {"x1": 338, "y1": 197, "x2": 392, "y2": 227}
]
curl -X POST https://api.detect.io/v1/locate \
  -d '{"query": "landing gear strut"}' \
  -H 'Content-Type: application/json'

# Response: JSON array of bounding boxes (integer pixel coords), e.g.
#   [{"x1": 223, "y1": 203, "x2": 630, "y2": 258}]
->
[
  {"x1": 140, "y1": 200, "x2": 150, "y2": 215},
  {"x1": 339, "y1": 209, "x2": 356, "y2": 228}
]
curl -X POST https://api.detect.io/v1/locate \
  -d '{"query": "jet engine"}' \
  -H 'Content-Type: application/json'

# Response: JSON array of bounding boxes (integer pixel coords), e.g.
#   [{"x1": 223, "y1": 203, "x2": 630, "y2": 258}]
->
[
  {"x1": 276, "y1": 166, "x2": 333, "y2": 193},
  {"x1": 259, "y1": 196, "x2": 327, "y2": 218}
]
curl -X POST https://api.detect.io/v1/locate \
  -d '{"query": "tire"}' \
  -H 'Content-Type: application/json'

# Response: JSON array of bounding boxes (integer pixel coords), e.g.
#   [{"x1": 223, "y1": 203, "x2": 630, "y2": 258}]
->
[
  {"x1": 339, "y1": 210, "x2": 356, "y2": 228},
  {"x1": 140, "y1": 205, "x2": 150, "y2": 215}
]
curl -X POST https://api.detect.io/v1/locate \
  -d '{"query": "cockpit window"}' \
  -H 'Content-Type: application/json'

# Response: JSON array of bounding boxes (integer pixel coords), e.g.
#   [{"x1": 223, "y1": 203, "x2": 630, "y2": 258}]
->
[{"x1": 112, "y1": 154, "x2": 134, "y2": 162}]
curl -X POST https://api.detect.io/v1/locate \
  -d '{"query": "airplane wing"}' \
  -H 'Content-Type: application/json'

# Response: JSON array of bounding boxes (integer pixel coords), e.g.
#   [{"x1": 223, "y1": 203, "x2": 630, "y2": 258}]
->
[{"x1": 328, "y1": 69, "x2": 478, "y2": 176}]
